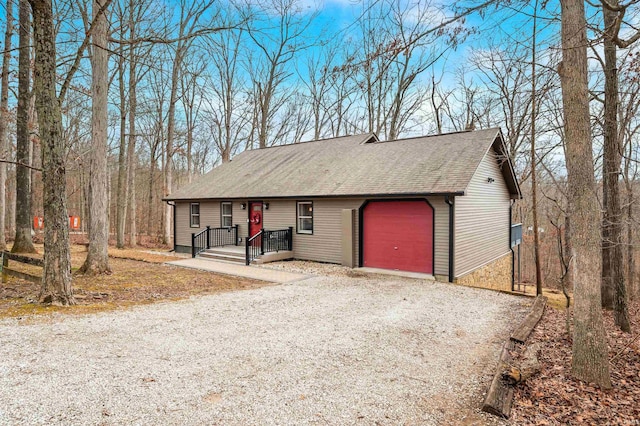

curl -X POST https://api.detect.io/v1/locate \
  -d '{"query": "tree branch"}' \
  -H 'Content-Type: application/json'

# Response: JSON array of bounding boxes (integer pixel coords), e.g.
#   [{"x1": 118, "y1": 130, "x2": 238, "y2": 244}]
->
[
  {"x1": 109, "y1": 25, "x2": 238, "y2": 45},
  {"x1": 58, "y1": 0, "x2": 114, "y2": 104},
  {"x1": 0, "y1": 158, "x2": 42, "y2": 171}
]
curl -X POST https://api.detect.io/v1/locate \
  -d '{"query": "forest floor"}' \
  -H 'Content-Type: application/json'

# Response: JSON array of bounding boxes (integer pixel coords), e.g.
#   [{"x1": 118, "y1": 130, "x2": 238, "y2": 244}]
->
[
  {"x1": 511, "y1": 299, "x2": 640, "y2": 424},
  {"x1": 0, "y1": 244, "x2": 267, "y2": 319}
]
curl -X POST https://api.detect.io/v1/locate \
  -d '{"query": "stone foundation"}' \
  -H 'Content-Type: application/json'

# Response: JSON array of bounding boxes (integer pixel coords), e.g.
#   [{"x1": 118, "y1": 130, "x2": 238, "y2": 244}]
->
[{"x1": 455, "y1": 252, "x2": 512, "y2": 292}]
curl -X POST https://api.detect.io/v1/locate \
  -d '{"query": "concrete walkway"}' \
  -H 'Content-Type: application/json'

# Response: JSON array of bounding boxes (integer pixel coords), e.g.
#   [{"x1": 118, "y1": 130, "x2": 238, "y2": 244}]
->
[{"x1": 166, "y1": 258, "x2": 310, "y2": 283}]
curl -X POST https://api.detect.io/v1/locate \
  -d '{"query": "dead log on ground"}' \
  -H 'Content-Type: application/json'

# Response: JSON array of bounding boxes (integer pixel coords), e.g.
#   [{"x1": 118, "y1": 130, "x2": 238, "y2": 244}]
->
[
  {"x1": 502, "y1": 342, "x2": 542, "y2": 385},
  {"x1": 511, "y1": 295, "x2": 547, "y2": 343},
  {"x1": 483, "y1": 296, "x2": 547, "y2": 419},
  {"x1": 482, "y1": 339, "x2": 517, "y2": 418}
]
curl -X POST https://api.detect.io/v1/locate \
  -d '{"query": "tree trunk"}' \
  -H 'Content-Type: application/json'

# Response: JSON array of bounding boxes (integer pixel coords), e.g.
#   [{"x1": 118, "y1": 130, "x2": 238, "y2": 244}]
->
[
  {"x1": 0, "y1": 0, "x2": 13, "y2": 251},
  {"x1": 564, "y1": 215, "x2": 573, "y2": 335},
  {"x1": 559, "y1": 0, "x2": 611, "y2": 389},
  {"x1": 11, "y1": 0, "x2": 36, "y2": 253},
  {"x1": 126, "y1": 6, "x2": 137, "y2": 247},
  {"x1": 531, "y1": 0, "x2": 543, "y2": 295},
  {"x1": 186, "y1": 124, "x2": 193, "y2": 183},
  {"x1": 628, "y1": 190, "x2": 636, "y2": 300},
  {"x1": 13, "y1": 0, "x2": 36, "y2": 254},
  {"x1": 601, "y1": 0, "x2": 630, "y2": 331},
  {"x1": 80, "y1": 0, "x2": 111, "y2": 274},
  {"x1": 115, "y1": 40, "x2": 127, "y2": 249},
  {"x1": 147, "y1": 145, "x2": 156, "y2": 236},
  {"x1": 163, "y1": 48, "x2": 183, "y2": 246},
  {"x1": 30, "y1": 0, "x2": 73, "y2": 305}
]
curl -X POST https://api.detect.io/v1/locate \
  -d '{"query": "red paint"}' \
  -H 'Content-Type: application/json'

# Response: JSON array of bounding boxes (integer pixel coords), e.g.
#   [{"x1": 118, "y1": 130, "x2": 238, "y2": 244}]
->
[
  {"x1": 33, "y1": 216, "x2": 44, "y2": 230},
  {"x1": 363, "y1": 201, "x2": 433, "y2": 274},
  {"x1": 249, "y1": 202, "x2": 263, "y2": 237}
]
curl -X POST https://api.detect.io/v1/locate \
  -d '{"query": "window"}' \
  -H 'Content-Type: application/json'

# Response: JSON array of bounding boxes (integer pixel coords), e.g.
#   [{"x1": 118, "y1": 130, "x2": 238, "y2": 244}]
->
[
  {"x1": 190, "y1": 203, "x2": 200, "y2": 227},
  {"x1": 297, "y1": 201, "x2": 313, "y2": 234},
  {"x1": 221, "y1": 202, "x2": 233, "y2": 227}
]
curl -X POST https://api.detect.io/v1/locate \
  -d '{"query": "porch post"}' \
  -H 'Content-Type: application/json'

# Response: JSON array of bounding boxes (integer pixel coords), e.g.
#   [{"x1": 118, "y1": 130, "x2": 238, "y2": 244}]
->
[
  {"x1": 288, "y1": 227, "x2": 293, "y2": 251},
  {"x1": 191, "y1": 233, "x2": 196, "y2": 258},
  {"x1": 234, "y1": 224, "x2": 239, "y2": 245},
  {"x1": 206, "y1": 226, "x2": 211, "y2": 249}
]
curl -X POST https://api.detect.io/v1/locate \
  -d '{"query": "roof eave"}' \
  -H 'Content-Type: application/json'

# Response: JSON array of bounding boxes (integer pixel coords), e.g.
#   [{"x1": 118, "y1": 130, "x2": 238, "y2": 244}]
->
[
  {"x1": 492, "y1": 129, "x2": 522, "y2": 199},
  {"x1": 162, "y1": 191, "x2": 466, "y2": 202}
]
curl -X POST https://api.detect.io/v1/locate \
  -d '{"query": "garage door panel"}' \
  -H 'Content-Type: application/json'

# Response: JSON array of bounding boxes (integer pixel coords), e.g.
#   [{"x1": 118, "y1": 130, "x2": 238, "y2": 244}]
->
[{"x1": 363, "y1": 201, "x2": 433, "y2": 274}]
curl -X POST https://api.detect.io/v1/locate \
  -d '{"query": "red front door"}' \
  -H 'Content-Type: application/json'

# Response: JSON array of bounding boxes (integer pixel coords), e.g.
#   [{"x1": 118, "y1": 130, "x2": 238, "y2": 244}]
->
[
  {"x1": 363, "y1": 201, "x2": 433, "y2": 274},
  {"x1": 249, "y1": 202, "x2": 263, "y2": 237}
]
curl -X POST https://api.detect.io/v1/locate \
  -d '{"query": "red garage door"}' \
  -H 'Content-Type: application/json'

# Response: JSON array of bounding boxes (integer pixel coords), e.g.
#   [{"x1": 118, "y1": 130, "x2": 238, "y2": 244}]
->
[{"x1": 363, "y1": 201, "x2": 433, "y2": 274}]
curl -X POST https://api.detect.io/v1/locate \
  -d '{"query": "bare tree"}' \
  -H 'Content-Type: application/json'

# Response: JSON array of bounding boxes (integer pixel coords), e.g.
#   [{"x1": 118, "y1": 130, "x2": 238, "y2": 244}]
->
[
  {"x1": 559, "y1": 0, "x2": 611, "y2": 389},
  {"x1": 180, "y1": 53, "x2": 206, "y2": 179},
  {"x1": 598, "y1": 0, "x2": 630, "y2": 331},
  {"x1": 80, "y1": 0, "x2": 111, "y2": 274},
  {"x1": 300, "y1": 45, "x2": 335, "y2": 140},
  {"x1": 203, "y1": 26, "x2": 250, "y2": 162},
  {"x1": 115, "y1": 4, "x2": 127, "y2": 249},
  {"x1": 163, "y1": 0, "x2": 216, "y2": 245},
  {"x1": 246, "y1": 0, "x2": 315, "y2": 148},
  {"x1": 12, "y1": 0, "x2": 36, "y2": 254},
  {"x1": 30, "y1": 0, "x2": 73, "y2": 304},
  {"x1": 0, "y1": 0, "x2": 13, "y2": 251},
  {"x1": 531, "y1": 0, "x2": 543, "y2": 296},
  {"x1": 619, "y1": 53, "x2": 640, "y2": 301},
  {"x1": 125, "y1": 0, "x2": 148, "y2": 248}
]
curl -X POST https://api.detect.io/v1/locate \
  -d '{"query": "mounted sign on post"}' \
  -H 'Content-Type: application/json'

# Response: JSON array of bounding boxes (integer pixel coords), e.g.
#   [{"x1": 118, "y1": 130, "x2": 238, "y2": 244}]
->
[
  {"x1": 510, "y1": 223, "x2": 522, "y2": 248},
  {"x1": 69, "y1": 216, "x2": 81, "y2": 230}
]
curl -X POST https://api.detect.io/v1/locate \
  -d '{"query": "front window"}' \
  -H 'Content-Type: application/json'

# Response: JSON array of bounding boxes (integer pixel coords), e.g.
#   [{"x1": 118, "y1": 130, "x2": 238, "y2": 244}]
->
[
  {"x1": 190, "y1": 203, "x2": 200, "y2": 227},
  {"x1": 297, "y1": 201, "x2": 313, "y2": 234},
  {"x1": 221, "y1": 202, "x2": 232, "y2": 227}
]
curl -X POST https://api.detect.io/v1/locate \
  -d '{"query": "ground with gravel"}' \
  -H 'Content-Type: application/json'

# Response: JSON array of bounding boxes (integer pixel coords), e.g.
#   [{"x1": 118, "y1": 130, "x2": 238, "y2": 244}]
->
[{"x1": 0, "y1": 272, "x2": 527, "y2": 425}]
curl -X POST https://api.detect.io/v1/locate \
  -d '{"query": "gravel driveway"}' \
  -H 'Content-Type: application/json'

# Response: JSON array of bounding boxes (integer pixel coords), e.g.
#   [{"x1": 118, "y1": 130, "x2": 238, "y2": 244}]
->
[{"x1": 0, "y1": 273, "x2": 526, "y2": 425}]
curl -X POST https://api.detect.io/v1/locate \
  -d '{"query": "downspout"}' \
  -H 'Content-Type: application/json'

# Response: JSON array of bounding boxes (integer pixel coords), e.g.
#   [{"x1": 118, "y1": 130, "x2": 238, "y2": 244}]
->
[
  {"x1": 445, "y1": 195, "x2": 455, "y2": 283},
  {"x1": 509, "y1": 200, "x2": 515, "y2": 291},
  {"x1": 166, "y1": 200, "x2": 176, "y2": 252}
]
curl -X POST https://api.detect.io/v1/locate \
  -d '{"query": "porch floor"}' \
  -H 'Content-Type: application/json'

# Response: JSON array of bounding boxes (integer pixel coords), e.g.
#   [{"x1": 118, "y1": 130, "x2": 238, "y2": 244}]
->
[{"x1": 208, "y1": 244, "x2": 245, "y2": 254}]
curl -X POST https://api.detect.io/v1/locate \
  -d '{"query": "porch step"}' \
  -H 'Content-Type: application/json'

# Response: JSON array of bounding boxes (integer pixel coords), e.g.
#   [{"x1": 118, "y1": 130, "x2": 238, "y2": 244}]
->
[{"x1": 198, "y1": 250, "x2": 246, "y2": 264}]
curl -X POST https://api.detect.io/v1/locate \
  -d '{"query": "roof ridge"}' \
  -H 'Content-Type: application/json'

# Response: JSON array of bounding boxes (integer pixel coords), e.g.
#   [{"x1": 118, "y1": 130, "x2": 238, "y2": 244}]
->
[
  {"x1": 375, "y1": 128, "x2": 499, "y2": 144},
  {"x1": 253, "y1": 133, "x2": 373, "y2": 151}
]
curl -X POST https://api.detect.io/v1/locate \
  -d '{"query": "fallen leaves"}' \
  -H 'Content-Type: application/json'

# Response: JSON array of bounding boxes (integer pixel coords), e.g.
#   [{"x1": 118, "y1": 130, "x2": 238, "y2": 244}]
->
[{"x1": 511, "y1": 300, "x2": 640, "y2": 424}]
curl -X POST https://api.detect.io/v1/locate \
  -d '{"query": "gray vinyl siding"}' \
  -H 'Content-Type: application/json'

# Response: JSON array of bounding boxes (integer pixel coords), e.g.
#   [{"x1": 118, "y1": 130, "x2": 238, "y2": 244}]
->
[
  {"x1": 176, "y1": 196, "x2": 450, "y2": 276},
  {"x1": 175, "y1": 201, "x2": 223, "y2": 247},
  {"x1": 260, "y1": 198, "x2": 364, "y2": 264},
  {"x1": 232, "y1": 201, "x2": 248, "y2": 240},
  {"x1": 293, "y1": 199, "x2": 364, "y2": 264},
  {"x1": 454, "y1": 148, "x2": 511, "y2": 277}
]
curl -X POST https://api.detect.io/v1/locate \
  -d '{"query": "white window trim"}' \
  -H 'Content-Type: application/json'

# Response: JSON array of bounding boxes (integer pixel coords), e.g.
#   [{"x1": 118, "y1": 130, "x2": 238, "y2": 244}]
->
[
  {"x1": 297, "y1": 201, "x2": 313, "y2": 235},
  {"x1": 190, "y1": 202, "x2": 200, "y2": 228},
  {"x1": 221, "y1": 202, "x2": 233, "y2": 228}
]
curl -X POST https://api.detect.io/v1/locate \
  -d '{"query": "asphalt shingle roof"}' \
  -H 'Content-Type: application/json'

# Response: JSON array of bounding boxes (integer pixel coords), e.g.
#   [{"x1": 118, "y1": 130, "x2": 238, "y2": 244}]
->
[{"x1": 166, "y1": 128, "x2": 518, "y2": 200}]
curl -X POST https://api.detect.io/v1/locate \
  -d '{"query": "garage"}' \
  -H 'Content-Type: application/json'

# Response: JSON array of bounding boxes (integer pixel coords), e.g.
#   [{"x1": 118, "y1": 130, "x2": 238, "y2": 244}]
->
[{"x1": 362, "y1": 200, "x2": 434, "y2": 274}]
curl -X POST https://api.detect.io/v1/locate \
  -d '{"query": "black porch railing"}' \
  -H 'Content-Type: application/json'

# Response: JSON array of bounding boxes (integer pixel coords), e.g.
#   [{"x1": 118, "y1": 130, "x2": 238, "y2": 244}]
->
[
  {"x1": 245, "y1": 227, "x2": 293, "y2": 265},
  {"x1": 192, "y1": 225, "x2": 239, "y2": 258},
  {"x1": 264, "y1": 227, "x2": 293, "y2": 253},
  {"x1": 245, "y1": 230, "x2": 263, "y2": 265}
]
